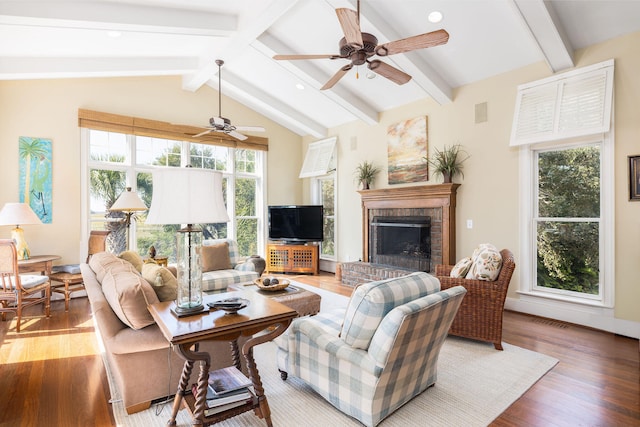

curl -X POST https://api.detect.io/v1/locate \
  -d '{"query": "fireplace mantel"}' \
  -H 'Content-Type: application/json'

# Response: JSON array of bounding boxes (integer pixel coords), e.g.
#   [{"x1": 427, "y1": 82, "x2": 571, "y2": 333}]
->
[{"x1": 358, "y1": 184, "x2": 460, "y2": 266}]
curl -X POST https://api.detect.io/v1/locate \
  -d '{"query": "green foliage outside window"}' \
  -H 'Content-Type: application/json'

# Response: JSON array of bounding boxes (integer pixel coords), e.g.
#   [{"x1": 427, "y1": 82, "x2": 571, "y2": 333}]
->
[
  {"x1": 536, "y1": 146, "x2": 600, "y2": 294},
  {"x1": 89, "y1": 132, "x2": 261, "y2": 261},
  {"x1": 320, "y1": 179, "x2": 335, "y2": 256}
]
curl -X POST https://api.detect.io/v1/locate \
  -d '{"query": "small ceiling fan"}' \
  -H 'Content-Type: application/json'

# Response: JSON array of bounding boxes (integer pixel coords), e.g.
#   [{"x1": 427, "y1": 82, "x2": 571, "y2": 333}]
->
[
  {"x1": 273, "y1": 0, "x2": 449, "y2": 90},
  {"x1": 193, "y1": 59, "x2": 265, "y2": 140}
]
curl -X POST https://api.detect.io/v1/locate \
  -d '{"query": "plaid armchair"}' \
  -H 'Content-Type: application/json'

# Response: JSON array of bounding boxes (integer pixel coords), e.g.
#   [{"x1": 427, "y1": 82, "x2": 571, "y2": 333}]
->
[{"x1": 275, "y1": 272, "x2": 466, "y2": 427}]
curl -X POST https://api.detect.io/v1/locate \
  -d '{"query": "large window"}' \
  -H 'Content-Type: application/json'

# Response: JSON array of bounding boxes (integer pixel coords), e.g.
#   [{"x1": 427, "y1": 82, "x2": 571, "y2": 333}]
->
[
  {"x1": 313, "y1": 174, "x2": 336, "y2": 259},
  {"x1": 534, "y1": 143, "x2": 602, "y2": 300},
  {"x1": 513, "y1": 61, "x2": 614, "y2": 308},
  {"x1": 84, "y1": 129, "x2": 265, "y2": 261}
]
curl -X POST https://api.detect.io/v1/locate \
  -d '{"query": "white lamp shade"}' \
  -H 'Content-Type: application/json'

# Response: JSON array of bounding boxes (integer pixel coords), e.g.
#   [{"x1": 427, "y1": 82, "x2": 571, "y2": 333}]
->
[
  {"x1": 0, "y1": 203, "x2": 42, "y2": 226},
  {"x1": 146, "y1": 168, "x2": 230, "y2": 225},
  {"x1": 110, "y1": 188, "x2": 147, "y2": 212}
]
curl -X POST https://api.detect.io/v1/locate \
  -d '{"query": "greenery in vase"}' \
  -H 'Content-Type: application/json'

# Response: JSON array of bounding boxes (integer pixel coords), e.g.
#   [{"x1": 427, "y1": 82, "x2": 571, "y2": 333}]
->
[
  {"x1": 354, "y1": 160, "x2": 381, "y2": 189},
  {"x1": 425, "y1": 144, "x2": 470, "y2": 183}
]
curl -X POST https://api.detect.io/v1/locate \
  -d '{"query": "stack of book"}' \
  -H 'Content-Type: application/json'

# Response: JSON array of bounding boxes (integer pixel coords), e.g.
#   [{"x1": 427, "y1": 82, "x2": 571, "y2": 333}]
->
[{"x1": 191, "y1": 366, "x2": 254, "y2": 417}]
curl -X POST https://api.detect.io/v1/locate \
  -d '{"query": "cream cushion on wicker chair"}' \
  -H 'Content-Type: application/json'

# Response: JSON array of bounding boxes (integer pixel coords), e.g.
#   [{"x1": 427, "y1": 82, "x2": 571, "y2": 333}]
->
[
  {"x1": 465, "y1": 243, "x2": 503, "y2": 281},
  {"x1": 450, "y1": 256, "x2": 472, "y2": 278}
]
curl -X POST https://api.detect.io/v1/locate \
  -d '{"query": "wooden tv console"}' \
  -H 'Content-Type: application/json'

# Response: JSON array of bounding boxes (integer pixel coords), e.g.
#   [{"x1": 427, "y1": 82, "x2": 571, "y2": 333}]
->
[{"x1": 265, "y1": 242, "x2": 319, "y2": 275}]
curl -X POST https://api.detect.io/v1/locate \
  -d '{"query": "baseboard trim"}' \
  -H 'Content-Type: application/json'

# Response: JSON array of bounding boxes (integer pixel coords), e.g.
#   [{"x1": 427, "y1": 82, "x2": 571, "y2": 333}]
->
[{"x1": 505, "y1": 296, "x2": 639, "y2": 339}]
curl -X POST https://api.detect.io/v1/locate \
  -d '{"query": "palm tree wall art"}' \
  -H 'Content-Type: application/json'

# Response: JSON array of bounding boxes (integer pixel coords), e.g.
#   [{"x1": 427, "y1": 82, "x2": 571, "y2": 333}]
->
[{"x1": 19, "y1": 136, "x2": 52, "y2": 223}]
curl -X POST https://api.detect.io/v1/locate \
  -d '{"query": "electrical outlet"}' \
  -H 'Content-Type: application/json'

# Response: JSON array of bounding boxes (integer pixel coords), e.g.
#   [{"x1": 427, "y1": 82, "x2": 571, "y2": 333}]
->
[{"x1": 466, "y1": 219, "x2": 473, "y2": 229}]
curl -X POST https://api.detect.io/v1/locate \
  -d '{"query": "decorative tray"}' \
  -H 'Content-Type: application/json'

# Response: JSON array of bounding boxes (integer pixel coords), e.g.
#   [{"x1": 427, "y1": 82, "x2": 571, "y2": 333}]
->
[
  {"x1": 254, "y1": 277, "x2": 290, "y2": 292},
  {"x1": 207, "y1": 297, "x2": 250, "y2": 314}
]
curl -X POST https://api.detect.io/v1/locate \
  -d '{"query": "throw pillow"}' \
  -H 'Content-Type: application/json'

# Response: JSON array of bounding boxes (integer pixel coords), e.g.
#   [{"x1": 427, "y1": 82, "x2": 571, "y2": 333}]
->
[
  {"x1": 89, "y1": 252, "x2": 130, "y2": 283},
  {"x1": 201, "y1": 242, "x2": 232, "y2": 272},
  {"x1": 450, "y1": 257, "x2": 473, "y2": 278},
  {"x1": 101, "y1": 264, "x2": 159, "y2": 330},
  {"x1": 465, "y1": 243, "x2": 503, "y2": 281},
  {"x1": 119, "y1": 250, "x2": 144, "y2": 272},
  {"x1": 141, "y1": 262, "x2": 178, "y2": 302}
]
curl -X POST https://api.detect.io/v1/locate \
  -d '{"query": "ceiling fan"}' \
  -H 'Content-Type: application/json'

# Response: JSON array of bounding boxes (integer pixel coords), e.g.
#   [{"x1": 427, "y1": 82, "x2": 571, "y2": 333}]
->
[
  {"x1": 193, "y1": 59, "x2": 265, "y2": 140},
  {"x1": 273, "y1": 0, "x2": 449, "y2": 90}
]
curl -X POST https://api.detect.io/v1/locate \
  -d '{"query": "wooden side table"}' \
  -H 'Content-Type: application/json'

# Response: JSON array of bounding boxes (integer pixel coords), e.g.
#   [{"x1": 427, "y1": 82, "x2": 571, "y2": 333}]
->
[
  {"x1": 144, "y1": 256, "x2": 168, "y2": 267},
  {"x1": 149, "y1": 290, "x2": 297, "y2": 426},
  {"x1": 18, "y1": 255, "x2": 61, "y2": 276},
  {"x1": 49, "y1": 271, "x2": 84, "y2": 311}
]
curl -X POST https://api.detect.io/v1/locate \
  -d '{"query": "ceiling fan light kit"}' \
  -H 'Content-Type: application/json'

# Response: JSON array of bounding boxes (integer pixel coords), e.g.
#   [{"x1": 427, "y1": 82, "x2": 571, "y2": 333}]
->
[
  {"x1": 273, "y1": 0, "x2": 449, "y2": 90},
  {"x1": 192, "y1": 59, "x2": 265, "y2": 141}
]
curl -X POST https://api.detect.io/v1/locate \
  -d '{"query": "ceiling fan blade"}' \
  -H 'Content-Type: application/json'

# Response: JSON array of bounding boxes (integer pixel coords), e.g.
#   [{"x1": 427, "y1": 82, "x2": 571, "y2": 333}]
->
[
  {"x1": 321, "y1": 64, "x2": 353, "y2": 90},
  {"x1": 336, "y1": 8, "x2": 363, "y2": 48},
  {"x1": 228, "y1": 130, "x2": 248, "y2": 141},
  {"x1": 367, "y1": 60, "x2": 411, "y2": 85},
  {"x1": 375, "y1": 29, "x2": 449, "y2": 56},
  {"x1": 274, "y1": 54, "x2": 341, "y2": 60},
  {"x1": 235, "y1": 125, "x2": 265, "y2": 132},
  {"x1": 193, "y1": 129, "x2": 213, "y2": 138}
]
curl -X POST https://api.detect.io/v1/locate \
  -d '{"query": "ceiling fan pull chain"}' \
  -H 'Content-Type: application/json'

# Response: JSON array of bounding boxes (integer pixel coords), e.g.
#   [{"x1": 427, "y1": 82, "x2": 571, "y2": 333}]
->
[{"x1": 356, "y1": 65, "x2": 359, "y2": 80}]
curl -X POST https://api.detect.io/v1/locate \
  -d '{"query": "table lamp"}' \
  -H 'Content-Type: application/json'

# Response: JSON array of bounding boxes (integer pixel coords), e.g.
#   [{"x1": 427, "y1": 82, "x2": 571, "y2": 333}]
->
[
  {"x1": 146, "y1": 168, "x2": 229, "y2": 316},
  {"x1": 109, "y1": 187, "x2": 147, "y2": 250},
  {"x1": 0, "y1": 202, "x2": 42, "y2": 260}
]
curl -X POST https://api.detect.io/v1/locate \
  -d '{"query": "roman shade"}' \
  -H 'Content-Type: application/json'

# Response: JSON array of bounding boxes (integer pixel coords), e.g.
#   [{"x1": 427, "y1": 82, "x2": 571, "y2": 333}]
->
[{"x1": 78, "y1": 109, "x2": 268, "y2": 151}]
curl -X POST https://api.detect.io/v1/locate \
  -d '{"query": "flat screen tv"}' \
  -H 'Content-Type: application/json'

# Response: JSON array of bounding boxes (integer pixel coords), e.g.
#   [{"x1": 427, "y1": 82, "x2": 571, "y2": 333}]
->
[{"x1": 268, "y1": 205, "x2": 323, "y2": 243}]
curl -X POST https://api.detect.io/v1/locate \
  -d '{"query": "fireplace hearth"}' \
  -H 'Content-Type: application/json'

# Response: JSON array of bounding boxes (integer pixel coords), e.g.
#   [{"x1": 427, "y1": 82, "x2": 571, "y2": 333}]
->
[{"x1": 371, "y1": 216, "x2": 431, "y2": 272}]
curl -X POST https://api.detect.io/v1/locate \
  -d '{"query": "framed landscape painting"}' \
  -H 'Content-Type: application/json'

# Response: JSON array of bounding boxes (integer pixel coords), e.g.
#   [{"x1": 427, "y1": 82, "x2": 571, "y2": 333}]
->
[
  {"x1": 19, "y1": 136, "x2": 52, "y2": 223},
  {"x1": 387, "y1": 116, "x2": 428, "y2": 185}
]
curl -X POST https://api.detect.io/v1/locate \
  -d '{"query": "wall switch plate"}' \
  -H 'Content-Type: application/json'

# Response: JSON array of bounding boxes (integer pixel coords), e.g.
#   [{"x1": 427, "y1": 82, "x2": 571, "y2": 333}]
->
[{"x1": 466, "y1": 219, "x2": 473, "y2": 229}]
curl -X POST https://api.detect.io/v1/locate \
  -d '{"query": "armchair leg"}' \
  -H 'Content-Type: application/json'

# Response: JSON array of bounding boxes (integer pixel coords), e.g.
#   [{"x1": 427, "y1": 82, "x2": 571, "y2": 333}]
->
[
  {"x1": 494, "y1": 342, "x2": 503, "y2": 351},
  {"x1": 279, "y1": 369, "x2": 288, "y2": 381}
]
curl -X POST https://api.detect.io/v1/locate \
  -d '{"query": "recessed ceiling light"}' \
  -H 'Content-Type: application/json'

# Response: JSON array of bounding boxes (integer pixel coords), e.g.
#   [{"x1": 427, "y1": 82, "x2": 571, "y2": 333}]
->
[
  {"x1": 295, "y1": 83, "x2": 305, "y2": 90},
  {"x1": 428, "y1": 11, "x2": 443, "y2": 23},
  {"x1": 107, "y1": 31, "x2": 122, "y2": 38},
  {"x1": 366, "y1": 72, "x2": 376, "y2": 80}
]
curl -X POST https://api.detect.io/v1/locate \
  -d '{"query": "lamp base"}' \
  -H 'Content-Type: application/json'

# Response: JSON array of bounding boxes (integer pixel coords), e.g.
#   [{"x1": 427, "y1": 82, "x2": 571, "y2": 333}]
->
[
  {"x1": 11, "y1": 226, "x2": 30, "y2": 260},
  {"x1": 170, "y1": 302, "x2": 207, "y2": 318}
]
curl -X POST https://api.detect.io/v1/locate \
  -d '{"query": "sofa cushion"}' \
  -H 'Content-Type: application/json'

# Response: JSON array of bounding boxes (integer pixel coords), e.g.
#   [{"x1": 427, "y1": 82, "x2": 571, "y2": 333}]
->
[
  {"x1": 203, "y1": 238, "x2": 240, "y2": 267},
  {"x1": 141, "y1": 262, "x2": 178, "y2": 302},
  {"x1": 101, "y1": 264, "x2": 159, "y2": 330},
  {"x1": 201, "y1": 242, "x2": 232, "y2": 272},
  {"x1": 450, "y1": 256, "x2": 473, "y2": 278},
  {"x1": 465, "y1": 243, "x2": 503, "y2": 281},
  {"x1": 340, "y1": 272, "x2": 441, "y2": 350},
  {"x1": 119, "y1": 250, "x2": 144, "y2": 272},
  {"x1": 202, "y1": 269, "x2": 259, "y2": 293},
  {"x1": 89, "y1": 251, "x2": 130, "y2": 283}
]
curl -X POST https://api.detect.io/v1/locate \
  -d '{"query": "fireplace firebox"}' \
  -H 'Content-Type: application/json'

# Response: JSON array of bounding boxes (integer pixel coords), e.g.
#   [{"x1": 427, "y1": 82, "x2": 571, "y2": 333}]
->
[{"x1": 370, "y1": 216, "x2": 431, "y2": 272}]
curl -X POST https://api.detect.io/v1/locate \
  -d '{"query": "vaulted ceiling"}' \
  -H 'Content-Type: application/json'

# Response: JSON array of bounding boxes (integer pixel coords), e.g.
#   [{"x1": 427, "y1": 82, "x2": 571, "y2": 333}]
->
[{"x1": 2, "y1": 0, "x2": 639, "y2": 138}]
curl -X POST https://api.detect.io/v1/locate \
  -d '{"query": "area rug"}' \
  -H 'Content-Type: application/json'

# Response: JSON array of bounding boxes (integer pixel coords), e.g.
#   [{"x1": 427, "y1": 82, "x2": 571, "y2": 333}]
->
[{"x1": 110, "y1": 283, "x2": 558, "y2": 427}]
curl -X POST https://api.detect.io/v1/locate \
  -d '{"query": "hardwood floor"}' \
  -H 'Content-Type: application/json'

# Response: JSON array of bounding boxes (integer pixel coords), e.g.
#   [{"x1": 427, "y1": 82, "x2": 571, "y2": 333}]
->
[{"x1": 1, "y1": 274, "x2": 638, "y2": 426}]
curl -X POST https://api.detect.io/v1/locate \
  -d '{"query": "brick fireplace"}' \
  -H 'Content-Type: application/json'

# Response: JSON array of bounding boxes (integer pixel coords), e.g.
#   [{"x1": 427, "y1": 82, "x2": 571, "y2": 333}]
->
[{"x1": 358, "y1": 184, "x2": 460, "y2": 272}]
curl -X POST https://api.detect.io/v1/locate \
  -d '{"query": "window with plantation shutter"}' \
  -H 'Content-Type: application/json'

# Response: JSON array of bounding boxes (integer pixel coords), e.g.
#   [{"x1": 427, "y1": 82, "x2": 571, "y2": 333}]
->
[
  {"x1": 510, "y1": 60, "x2": 614, "y2": 147},
  {"x1": 299, "y1": 137, "x2": 336, "y2": 178}
]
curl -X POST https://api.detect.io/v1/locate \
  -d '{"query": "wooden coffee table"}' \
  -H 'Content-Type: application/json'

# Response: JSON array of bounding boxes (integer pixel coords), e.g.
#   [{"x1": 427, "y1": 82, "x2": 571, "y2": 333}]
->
[
  {"x1": 149, "y1": 290, "x2": 297, "y2": 427},
  {"x1": 228, "y1": 282, "x2": 321, "y2": 317}
]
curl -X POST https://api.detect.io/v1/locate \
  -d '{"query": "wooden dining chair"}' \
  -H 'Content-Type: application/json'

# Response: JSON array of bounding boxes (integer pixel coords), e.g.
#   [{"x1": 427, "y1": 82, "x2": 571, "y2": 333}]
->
[
  {"x1": 0, "y1": 239, "x2": 51, "y2": 332},
  {"x1": 49, "y1": 230, "x2": 110, "y2": 311}
]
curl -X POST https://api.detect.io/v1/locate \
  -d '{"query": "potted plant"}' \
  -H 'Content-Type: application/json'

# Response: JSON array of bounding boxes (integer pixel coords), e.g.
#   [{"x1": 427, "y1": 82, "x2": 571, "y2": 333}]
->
[
  {"x1": 354, "y1": 160, "x2": 381, "y2": 190},
  {"x1": 425, "y1": 144, "x2": 469, "y2": 183}
]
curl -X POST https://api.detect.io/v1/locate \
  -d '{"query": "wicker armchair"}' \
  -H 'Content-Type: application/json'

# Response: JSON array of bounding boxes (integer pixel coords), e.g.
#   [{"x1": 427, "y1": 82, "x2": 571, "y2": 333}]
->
[{"x1": 435, "y1": 248, "x2": 515, "y2": 350}]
